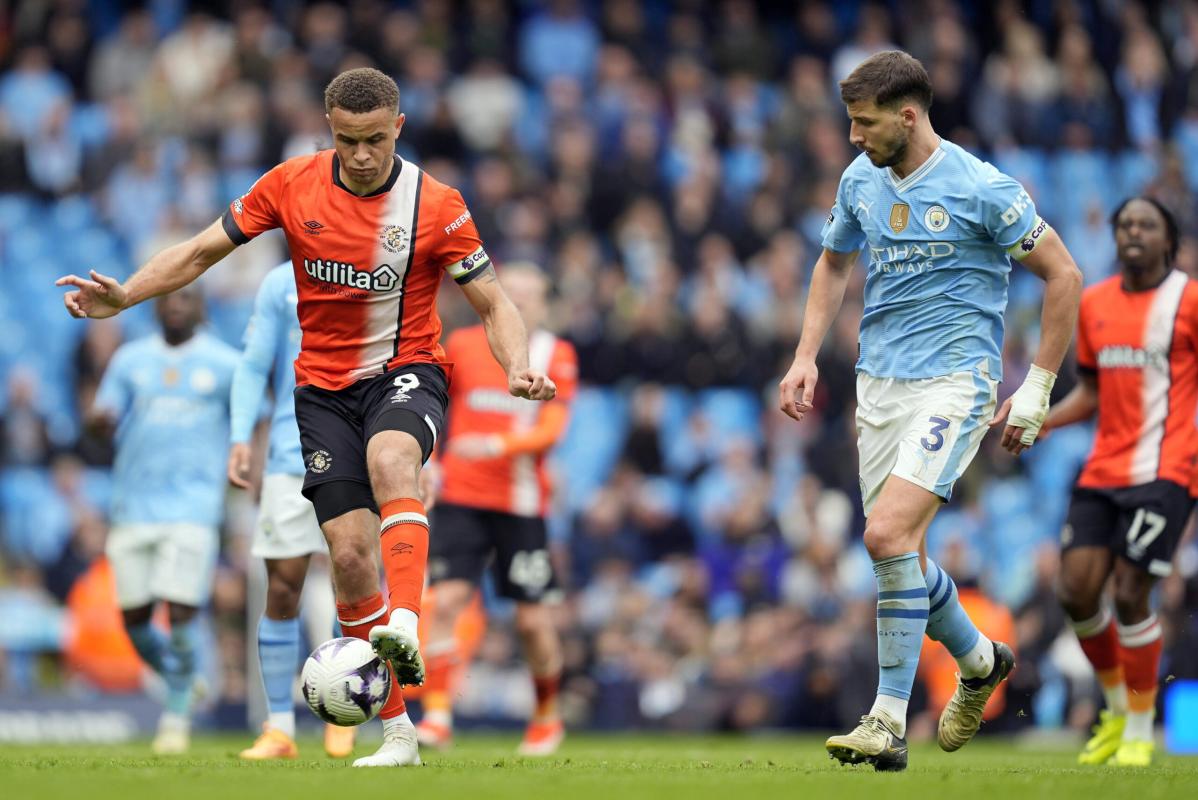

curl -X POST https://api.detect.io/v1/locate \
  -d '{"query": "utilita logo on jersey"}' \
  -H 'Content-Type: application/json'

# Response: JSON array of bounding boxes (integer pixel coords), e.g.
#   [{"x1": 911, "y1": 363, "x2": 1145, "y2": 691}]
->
[
  {"x1": 868, "y1": 242, "x2": 957, "y2": 275},
  {"x1": 1097, "y1": 345, "x2": 1169, "y2": 372},
  {"x1": 303, "y1": 258, "x2": 397, "y2": 294}
]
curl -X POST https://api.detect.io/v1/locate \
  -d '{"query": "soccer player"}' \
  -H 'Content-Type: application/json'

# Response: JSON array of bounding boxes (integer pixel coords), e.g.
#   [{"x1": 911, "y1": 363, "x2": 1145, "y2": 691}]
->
[
  {"x1": 1040, "y1": 198, "x2": 1196, "y2": 767},
  {"x1": 229, "y1": 262, "x2": 354, "y2": 760},
  {"x1": 778, "y1": 51, "x2": 1083, "y2": 771},
  {"x1": 57, "y1": 67, "x2": 556, "y2": 768},
  {"x1": 415, "y1": 263, "x2": 577, "y2": 756},
  {"x1": 90, "y1": 286, "x2": 239, "y2": 754}
]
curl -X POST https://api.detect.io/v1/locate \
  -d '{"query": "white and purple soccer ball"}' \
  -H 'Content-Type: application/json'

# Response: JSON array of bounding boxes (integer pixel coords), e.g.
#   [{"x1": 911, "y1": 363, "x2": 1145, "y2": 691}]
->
[{"x1": 301, "y1": 637, "x2": 392, "y2": 726}]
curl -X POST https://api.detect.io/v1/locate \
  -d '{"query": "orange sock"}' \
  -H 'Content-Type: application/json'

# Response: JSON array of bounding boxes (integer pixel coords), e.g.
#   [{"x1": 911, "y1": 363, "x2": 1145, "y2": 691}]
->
[
  {"x1": 422, "y1": 644, "x2": 457, "y2": 714},
  {"x1": 336, "y1": 592, "x2": 407, "y2": 719},
  {"x1": 1118, "y1": 615, "x2": 1163, "y2": 715},
  {"x1": 379, "y1": 498, "x2": 429, "y2": 617},
  {"x1": 532, "y1": 671, "x2": 561, "y2": 721}
]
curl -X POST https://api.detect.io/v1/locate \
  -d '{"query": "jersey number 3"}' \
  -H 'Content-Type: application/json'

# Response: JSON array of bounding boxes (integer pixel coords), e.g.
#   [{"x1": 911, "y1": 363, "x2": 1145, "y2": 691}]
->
[{"x1": 921, "y1": 416, "x2": 950, "y2": 452}]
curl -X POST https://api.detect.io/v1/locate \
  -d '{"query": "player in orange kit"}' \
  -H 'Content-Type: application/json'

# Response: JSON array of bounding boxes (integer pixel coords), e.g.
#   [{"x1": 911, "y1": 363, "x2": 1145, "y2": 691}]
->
[
  {"x1": 1040, "y1": 197, "x2": 1198, "y2": 768},
  {"x1": 416, "y1": 263, "x2": 577, "y2": 756},
  {"x1": 56, "y1": 68, "x2": 556, "y2": 767}
]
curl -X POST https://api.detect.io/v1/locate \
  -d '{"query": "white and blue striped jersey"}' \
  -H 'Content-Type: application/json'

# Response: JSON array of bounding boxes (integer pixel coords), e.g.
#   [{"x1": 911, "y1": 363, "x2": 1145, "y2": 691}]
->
[
  {"x1": 821, "y1": 139, "x2": 1041, "y2": 381},
  {"x1": 95, "y1": 332, "x2": 239, "y2": 527},
  {"x1": 230, "y1": 263, "x2": 304, "y2": 477}
]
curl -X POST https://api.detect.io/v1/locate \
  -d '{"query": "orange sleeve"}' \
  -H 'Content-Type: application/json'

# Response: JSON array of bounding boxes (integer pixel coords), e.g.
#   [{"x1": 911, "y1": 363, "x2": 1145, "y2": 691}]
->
[
  {"x1": 221, "y1": 163, "x2": 287, "y2": 244},
  {"x1": 1075, "y1": 294, "x2": 1096, "y2": 372},
  {"x1": 432, "y1": 188, "x2": 493, "y2": 285}
]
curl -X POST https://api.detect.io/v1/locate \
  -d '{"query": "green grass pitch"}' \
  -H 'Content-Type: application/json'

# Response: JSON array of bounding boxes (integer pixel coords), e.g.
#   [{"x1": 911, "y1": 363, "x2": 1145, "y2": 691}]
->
[{"x1": 5, "y1": 734, "x2": 1197, "y2": 800}]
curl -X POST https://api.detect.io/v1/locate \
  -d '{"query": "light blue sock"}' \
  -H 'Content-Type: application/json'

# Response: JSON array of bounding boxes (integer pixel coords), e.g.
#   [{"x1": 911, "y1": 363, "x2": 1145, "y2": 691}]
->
[
  {"x1": 924, "y1": 558, "x2": 981, "y2": 658},
  {"x1": 874, "y1": 552, "x2": 929, "y2": 701},
  {"x1": 126, "y1": 622, "x2": 167, "y2": 674},
  {"x1": 258, "y1": 616, "x2": 300, "y2": 715},
  {"x1": 164, "y1": 618, "x2": 199, "y2": 716}
]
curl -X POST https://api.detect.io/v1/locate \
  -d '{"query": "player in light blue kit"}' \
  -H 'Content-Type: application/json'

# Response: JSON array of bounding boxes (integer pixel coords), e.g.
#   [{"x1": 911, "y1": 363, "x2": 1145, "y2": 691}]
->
[
  {"x1": 91, "y1": 286, "x2": 239, "y2": 755},
  {"x1": 778, "y1": 51, "x2": 1083, "y2": 771},
  {"x1": 228, "y1": 263, "x2": 354, "y2": 761}
]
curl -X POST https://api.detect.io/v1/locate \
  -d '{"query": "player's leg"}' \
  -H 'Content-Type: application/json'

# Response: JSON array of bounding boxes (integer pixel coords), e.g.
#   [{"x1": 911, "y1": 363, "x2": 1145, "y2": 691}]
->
[
  {"x1": 419, "y1": 502, "x2": 493, "y2": 748},
  {"x1": 361, "y1": 364, "x2": 449, "y2": 687},
  {"x1": 494, "y1": 513, "x2": 564, "y2": 756},
  {"x1": 151, "y1": 601, "x2": 200, "y2": 755},
  {"x1": 240, "y1": 555, "x2": 309, "y2": 760},
  {"x1": 1057, "y1": 504, "x2": 1123, "y2": 766},
  {"x1": 1110, "y1": 558, "x2": 1161, "y2": 766},
  {"x1": 107, "y1": 526, "x2": 166, "y2": 675}
]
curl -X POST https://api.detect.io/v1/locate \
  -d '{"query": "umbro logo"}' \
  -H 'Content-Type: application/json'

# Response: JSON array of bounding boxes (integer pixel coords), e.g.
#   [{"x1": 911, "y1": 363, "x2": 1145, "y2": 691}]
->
[
  {"x1": 303, "y1": 220, "x2": 324, "y2": 235},
  {"x1": 390, "y1": 542, "x2": 414, "y2": 556}
]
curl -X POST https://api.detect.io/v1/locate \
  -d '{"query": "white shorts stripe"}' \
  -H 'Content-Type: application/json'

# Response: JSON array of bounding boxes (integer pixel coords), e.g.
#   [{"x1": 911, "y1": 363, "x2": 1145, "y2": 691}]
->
[
  {"x1": 338, "y1": 605, "x2": 387, "y2": 627},
  {"x1": 381, "y1": 511, "x2": 429, "y2": 531}
]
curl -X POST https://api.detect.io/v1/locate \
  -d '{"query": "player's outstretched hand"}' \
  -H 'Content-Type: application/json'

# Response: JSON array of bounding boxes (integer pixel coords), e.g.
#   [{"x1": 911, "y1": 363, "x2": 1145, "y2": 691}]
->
[
  {"x1": 779, "y1": 358, "x2": 818, "y2": 422},
  {"x1": 56, "y1": 270, "x2": 126, "y2": 319},
  {"x1": 227, "y1": 442, "x2": 253, "y2": 489},
  {"x1": 509, "y1": 369, "x2": 556, "y2": 401},
  {"x1": 988, "y1": 364, "x2": 1055, "y2": 456}
]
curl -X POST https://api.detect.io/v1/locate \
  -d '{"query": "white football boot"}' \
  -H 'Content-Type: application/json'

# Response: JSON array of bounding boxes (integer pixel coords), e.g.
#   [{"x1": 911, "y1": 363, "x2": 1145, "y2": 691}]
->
[
  {"x1": 369, "y1": 614, "x2": 425, "y2": 687},
  {"x1": 352, "y1": 715, "x2": 422, "y2": 768}
]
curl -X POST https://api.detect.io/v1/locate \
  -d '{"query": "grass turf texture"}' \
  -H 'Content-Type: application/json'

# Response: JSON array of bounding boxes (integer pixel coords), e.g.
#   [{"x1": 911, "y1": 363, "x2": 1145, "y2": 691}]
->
[{"x1": 5, "y1": 735, "x2": 1196, "y2": 800}]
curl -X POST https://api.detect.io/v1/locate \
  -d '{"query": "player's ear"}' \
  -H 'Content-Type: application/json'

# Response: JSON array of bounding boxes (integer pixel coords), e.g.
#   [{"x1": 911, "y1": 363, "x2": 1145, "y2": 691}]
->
[{"x1": 395, "y1": 113, "x2": 405, "y2": 138}]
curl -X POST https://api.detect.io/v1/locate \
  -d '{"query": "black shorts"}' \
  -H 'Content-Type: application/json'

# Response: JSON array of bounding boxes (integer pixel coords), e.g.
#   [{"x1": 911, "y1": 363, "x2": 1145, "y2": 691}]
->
[
  {"x1": 294, "y1": 363, "x2": 449, "y2": 508},
  {"x1": 428, "y1": 502, "x2": 556, "y2": 603},
  {"x1": 1063, "y1": 479, "x2": 1194, "y2": 577}
]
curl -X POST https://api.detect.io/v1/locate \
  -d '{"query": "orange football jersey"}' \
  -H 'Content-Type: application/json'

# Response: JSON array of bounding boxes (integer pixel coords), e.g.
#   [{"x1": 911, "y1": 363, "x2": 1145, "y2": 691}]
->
[
  {"x1": 222, "y1": 150, "x2": 491, "y2": 390},
  {"x1": 438, "y1": 325, "x2": 578, "y2": 517},
  {"x1": 1075, "y1": 271, "x2": 1198, "y2": 489}
]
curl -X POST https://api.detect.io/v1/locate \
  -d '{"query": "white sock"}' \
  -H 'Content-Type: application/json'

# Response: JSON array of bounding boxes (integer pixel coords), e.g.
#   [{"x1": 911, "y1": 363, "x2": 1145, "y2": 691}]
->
[
  {"x1": 382, "y1": 712, "x2": 413, "y2": 739},
  {"x1": 1103, "y1": 682, "x2": 1129, "y2": 716},
  {"x1": 390, "y1": 608, "x2": 419, "y2": 636},
  {"x1": 423, "y1": 709, "x2": 452, "y2": 727},
  {"x1": 869, "y1": 694, "x2": 908, "y2": 737},
  {"x1": 957, "y1": 633, "x2": 995, "y2": 679},
  {"x1": 268, "y1": 710, "x2": 295, "y2": 738},
  {"x1": 158, "y1": 711, "x2": 189, "y2": 733},
  {"x1": 1125, "y1": 708, "x2": 1154, "y2": 742}
]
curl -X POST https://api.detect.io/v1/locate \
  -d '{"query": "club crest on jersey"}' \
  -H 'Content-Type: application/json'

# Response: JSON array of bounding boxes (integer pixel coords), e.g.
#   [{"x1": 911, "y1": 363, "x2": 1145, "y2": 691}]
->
[
  {"x1": 379, "y1": 225, "x2": 409, "y2": 254},
  {"x1": 306, "y1": 450, "x2": 333, "y2": 474},
  {"x1": 889, "y1": 203, "x2": 910, "y2": 233},
  {"x1": 924, "y1": 205, "x2": 950, "y2": 232}
]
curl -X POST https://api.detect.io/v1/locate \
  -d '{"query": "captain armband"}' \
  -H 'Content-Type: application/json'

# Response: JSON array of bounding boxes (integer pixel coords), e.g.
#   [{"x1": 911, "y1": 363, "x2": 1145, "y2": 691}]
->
[{"x1": 1006, "y1": 215, "x2": 1052, "y2": 261}]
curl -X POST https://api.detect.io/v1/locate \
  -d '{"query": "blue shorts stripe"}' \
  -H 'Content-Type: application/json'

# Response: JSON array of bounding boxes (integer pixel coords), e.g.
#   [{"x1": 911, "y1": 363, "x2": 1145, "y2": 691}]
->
[
  {"x1": 878, "y1": 588, "x2": 930, "y2": 600},
  {"x1": 929, "y1": 578, "x2": 957, "y2": 615},
  {"x1": 877, "y1": 608, "x2": 930, "y2": 619},
  {"x1": 935, "y1": 370, "x2": 993, "y2": 495}
]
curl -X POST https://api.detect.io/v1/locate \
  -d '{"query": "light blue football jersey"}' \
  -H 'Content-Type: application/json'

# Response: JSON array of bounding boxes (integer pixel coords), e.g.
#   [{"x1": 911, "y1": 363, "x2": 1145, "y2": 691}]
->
[
  {"x1": 95, "y1": 332, "x2": 239, "y2": 527},
  {"x1": 821, "y1": 139, "x2": 1041, "y2": 381},
  {"x1": 230, "y1": 263, "x2": 304, "y2": 477}
]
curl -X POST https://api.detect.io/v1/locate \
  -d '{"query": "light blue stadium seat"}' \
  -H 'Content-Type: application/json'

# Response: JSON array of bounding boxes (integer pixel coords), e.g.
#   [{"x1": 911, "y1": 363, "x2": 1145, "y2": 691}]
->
[{"x1": 555, "y1": 387, "x2": 629, "y2": 513}]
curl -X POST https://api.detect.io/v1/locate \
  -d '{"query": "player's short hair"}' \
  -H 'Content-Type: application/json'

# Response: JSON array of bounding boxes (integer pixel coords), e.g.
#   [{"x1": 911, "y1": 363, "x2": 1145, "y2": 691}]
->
[
  {"x1": 839, "y1": 50, "x2": 933, "y2": 110},
  {"x1": 324, "y1": 68, "x2": 400, "y2": 114},
  {"x1": 1110, "y1": 196, "x2": 1180, "y2": 263}
]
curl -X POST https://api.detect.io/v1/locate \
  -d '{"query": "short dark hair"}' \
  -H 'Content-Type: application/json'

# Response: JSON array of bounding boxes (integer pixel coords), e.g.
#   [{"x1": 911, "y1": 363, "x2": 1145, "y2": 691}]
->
[
  {"x1": 1110, "y1": 196, "x2": 1180, "y2": 264},
  {"x1": 324, "y1": 68, "x2": 400, "y2": 114},
  {"x1": 839, "y1": 50, "x2": 933, "y2": 110}
]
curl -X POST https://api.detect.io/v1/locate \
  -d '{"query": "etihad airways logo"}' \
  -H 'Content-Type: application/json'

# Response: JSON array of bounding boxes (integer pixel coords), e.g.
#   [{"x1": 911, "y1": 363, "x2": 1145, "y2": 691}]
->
[
  {"x1": 304, "y1": 258, "x2": 397, "y2": 292},
  {"x1": 1096, "y1": 345, "x2": 1169, "y2": 372},
  {"x1": 868, "y1": 241, "x2": 956, "y2": 275}
]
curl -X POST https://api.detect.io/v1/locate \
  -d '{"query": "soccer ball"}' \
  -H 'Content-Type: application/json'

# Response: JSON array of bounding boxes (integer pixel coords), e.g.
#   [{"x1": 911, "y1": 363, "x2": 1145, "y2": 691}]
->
[{"x1": 301, "y1": 637, "x2": 392, "y2": 726}]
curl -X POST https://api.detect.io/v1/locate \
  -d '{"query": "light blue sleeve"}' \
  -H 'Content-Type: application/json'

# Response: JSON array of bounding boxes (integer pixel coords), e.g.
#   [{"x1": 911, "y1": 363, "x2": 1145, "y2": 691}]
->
[
  {"x1": 820, "y1": 171, "x2": 867, "y2": 254},
  {"x1": 977, "y1": 167, "x2": 1038, "y2": 251},
  {"x1": 94, "y1": 346, "x2": 133, "y2": 419},
  {"x1": 230, "y1": 273, "x2": 283, "y2": 444}
]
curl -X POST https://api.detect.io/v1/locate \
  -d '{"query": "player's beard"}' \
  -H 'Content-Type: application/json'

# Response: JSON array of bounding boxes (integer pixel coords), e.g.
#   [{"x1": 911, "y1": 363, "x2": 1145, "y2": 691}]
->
[{"x1": 868, "y1": 131, "x2": 909, "y2": 168}]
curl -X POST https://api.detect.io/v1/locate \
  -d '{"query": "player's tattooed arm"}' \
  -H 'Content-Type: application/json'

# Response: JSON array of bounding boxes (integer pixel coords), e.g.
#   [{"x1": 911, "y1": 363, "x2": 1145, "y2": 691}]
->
[{"x1": 459, "y1": 264, "x2": 556, "y2": 402}]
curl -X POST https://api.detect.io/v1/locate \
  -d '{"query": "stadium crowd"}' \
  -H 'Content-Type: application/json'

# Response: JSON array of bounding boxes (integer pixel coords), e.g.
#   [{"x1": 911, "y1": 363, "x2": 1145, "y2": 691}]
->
[{"x1": 2, "y1": 0, "x2": 1198, "y2": 737}]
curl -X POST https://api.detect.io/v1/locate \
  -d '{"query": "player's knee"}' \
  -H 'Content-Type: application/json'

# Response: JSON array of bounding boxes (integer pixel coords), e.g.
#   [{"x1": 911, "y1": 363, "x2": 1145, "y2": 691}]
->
[
  {"x1": 265, "y1": 576, "x2": 302, "y2": 618},
  {"x1": 329, "y1": 540, "x2": 374, "y2": 585},
  {"x1": 1113, "y1": 578, "x2": 1153, "y2": 624},
  {"x1": 1055, "y1": 572, "x2": 1100, "y2": 621},
  {"x1": 862, "y1": 517, "x2": 908, "y2": 559},
  {"x1": 366, "y1": 440, "x2": 421, "y2": 496}
]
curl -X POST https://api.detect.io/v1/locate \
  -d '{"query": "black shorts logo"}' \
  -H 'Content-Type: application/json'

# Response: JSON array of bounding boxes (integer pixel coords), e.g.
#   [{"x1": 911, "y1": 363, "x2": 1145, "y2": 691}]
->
[{"x1": 307, "y1": 450, "x2": 333, "y2": 474}]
